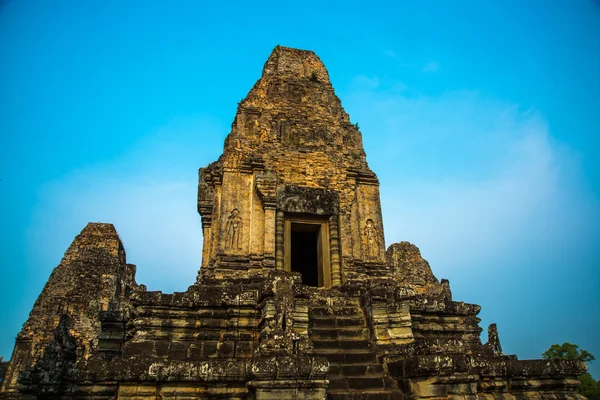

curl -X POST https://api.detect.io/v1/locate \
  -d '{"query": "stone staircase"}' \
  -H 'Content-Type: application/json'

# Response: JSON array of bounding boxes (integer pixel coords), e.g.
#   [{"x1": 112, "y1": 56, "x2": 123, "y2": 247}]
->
[{"x1": 309, "y1": 298, "x2": 403, "y2": 400}]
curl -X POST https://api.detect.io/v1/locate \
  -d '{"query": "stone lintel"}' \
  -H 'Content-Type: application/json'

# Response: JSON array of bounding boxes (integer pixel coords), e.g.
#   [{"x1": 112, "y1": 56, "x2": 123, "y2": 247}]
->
[{"x1": 276, "y1": 185, "x2": 339, "y2": 216}]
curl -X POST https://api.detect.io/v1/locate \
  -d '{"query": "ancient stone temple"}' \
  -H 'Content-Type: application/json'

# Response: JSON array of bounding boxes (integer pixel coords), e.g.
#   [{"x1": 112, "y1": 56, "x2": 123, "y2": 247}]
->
[{"x1": 0, "y1": 46, "x2": 587, "y2": 400}]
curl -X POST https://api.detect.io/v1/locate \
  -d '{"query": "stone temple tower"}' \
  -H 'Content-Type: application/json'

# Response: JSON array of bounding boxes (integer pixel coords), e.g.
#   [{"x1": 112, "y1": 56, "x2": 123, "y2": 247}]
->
[
  {"x1": 197, "y1": 46, "x2": 386, "y2": 287},
  {"x1": 0, "y1": 46, "x2": 586, "y2": 400}
]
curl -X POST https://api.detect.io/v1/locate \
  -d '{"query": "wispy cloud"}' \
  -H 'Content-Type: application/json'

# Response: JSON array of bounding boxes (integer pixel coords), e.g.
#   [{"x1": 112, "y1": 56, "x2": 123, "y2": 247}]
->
[
  {"x1": 343, "y1": 78, "x2": 598, "y2": 267},
  {"x1": 341, "y1": 77, "x2": 599, "y2": 362},
  {"x1": 384, "y1": 50, "x2": 401, "y2": 62},
  {"x1": 348, "y1": 75, "x2": 407, "y2": 94},
  {"x1": 421, "y1": 60, "x2": 439, "y2": 72},
  {"x1": 27, "y1": 116, "x2": 226, "y2": 292},
  {"x1": 384, "y1": 51, "x2": 440, "y2": 73}
]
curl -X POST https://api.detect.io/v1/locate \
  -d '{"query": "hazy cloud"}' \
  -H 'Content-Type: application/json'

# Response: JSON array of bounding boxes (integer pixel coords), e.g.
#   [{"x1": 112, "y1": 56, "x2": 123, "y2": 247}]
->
[
  {"x1": 341, "y1": 78, "x2": 599, "y2": 363},
  {"x1": 384, "y1": 50, "x2": 401, "y2": 62},
  {"x1": 27, "y1": 116, "x2": 226, "y2": 292},
  {"x1": 383, "y1": 52, "x2": 440, "y2": 73},
  {"x1": 342, "y1": 78, "x2": 598, "y2": 270},
  {"x1": 421, "y1": 60, "x2": 439, "y2": 72}
]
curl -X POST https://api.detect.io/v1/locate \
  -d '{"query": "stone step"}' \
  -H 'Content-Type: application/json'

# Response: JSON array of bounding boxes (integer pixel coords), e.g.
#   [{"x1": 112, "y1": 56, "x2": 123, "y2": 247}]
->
[
  {"x1": 327, "y1": 391, "x2": 404, "y2": 400},
  {"x1": 311, "y1": 312, "x2": 362, "y2": 320},
  {"x1": 313, "y1": 350, "x2": 378, "y2": 364},
  {"x1": 310, "y1": 327, "x2": 370, "y2": 341},
  {"x1": 312, "y1": 316, "x2": 367, "y2": 328},
  {"x1": 327, "y1": 376, "x2": 401, "y2": 399},
  {"x1": 348, "y1": 376, "x2": 389, "y2": 391},
  {"x1": 329, "y1": 364, "x2": 384, "y2": 376},
  {"x1": 329, "y1": 376, "x2": 387, "y2": 391},
  {"x1": 329, "y1": 377, "x2": 349, "y2": 391},
  {"x1": 312, "y1": 339, "x2": 371, "y2": 351},
  {"x1": 312, "y1": 306, "x2": 363, "y2": 316},
  {"x1": 309, "y1": 299, "x2": 361, "y2": 308}
]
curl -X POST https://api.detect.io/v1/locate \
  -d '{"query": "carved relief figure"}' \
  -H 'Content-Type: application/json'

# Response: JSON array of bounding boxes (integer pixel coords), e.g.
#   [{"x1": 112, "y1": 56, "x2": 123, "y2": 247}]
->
[
  {"x1": 273, "y1": 276, "x2": 295, "y2": 337},
  {"x1": 364, "y1": 219, "x2": 379, "y2": 259},
  {"x1": 225, "y1": 208, "x2": 243, "y2": 250},
  {"x1": 486, "y1": 323, "x2": 503, "y2": 355}
]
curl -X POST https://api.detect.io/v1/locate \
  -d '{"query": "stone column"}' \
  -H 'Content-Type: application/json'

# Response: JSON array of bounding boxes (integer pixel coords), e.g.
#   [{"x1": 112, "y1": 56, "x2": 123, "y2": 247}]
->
[
  {"x1": 275, "y1": 210, "x2": 285, "y2": 270},
  {"x1": 263, "y1": 204, "x2": 276, "y2": 268},
  {"x1": 201, "y1": 225, "x2": 211, "y2": 268},
  {"x1": 211, "y1": 184, "x2": 222, "y2": 260},
  {"x1": 197, "y1": 168, "x2": 215, "y2": 268},
  {"x1": 329, "y1": 215, "x2": 341, "y2": 286}
]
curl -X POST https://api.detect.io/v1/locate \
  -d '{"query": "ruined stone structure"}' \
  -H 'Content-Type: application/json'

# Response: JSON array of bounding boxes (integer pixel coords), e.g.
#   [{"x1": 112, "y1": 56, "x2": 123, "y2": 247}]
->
[{"x1": 1, "y1": 47, "x2": 587, "y2": 400}]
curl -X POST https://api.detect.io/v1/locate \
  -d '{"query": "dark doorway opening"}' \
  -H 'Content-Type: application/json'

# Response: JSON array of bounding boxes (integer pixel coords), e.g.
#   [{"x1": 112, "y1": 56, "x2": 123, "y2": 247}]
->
[{"x1": 290, "y1": 223, "x2": 319, "y2": 287}]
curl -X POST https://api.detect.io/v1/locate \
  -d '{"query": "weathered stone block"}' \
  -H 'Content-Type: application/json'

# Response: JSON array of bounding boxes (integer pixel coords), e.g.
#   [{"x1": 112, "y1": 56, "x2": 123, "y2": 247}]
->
[{"x1": 410, "y1": 378, "x2": 448, "y2": 397}]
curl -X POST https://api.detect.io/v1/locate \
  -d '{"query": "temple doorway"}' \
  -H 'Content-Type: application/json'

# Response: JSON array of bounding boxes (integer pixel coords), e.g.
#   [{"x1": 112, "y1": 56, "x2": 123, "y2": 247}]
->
[{"x1": 284, "y1": 217, "x2": 331, "y2": 287}]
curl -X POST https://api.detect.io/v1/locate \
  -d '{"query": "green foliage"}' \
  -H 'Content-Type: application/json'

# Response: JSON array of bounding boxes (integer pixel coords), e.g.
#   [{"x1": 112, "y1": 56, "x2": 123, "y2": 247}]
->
[
  {"x1": 543, "y1": 342, "x2": 595, "y2": 362},
  {"x1": 353, "y1": 122, "x2": 360, "y2": 130},
  {"x1": 578, "y1": 373, "x2": 600, "y2": 400},
  {"x1": 310, "y1": 71, "x2": 319, "y2": 82},
  {"x1": 543, "y1": 343, "x2": 599, "y2": 399}
]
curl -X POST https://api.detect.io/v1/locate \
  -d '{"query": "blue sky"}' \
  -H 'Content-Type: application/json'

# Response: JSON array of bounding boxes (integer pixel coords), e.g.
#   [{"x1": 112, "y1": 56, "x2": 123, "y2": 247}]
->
[{"x1": 1, "y1": 0, "x2": 599, "y2": 377}]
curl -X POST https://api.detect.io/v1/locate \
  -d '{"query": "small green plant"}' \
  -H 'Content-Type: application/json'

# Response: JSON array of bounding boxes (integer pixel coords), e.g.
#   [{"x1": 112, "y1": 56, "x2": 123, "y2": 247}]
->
[
  {"x1": 353, "y1": 122, "x2": 360, "y2": 130},
  {"x1": 310, "y1": 71, "x2": 319, "y2": 82},
  {"x1": 543, "y1": 343, "x2": 600, "y2": 400}
]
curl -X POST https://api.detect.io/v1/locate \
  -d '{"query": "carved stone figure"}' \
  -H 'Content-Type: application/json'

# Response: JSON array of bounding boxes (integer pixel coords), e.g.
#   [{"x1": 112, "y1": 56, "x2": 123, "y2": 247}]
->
[
  {"x1": 487, "y1": 323, "x2": 503, "y2": 355},
  {"x1": 273, "y1": 275, "x2": 295, "y2": 337},
  {"x1": 364, "y1": 219, "x2": 379, "y2": 258},
  {"x1": 225, "y1": 208, "x2": 243, "y2": 250}
]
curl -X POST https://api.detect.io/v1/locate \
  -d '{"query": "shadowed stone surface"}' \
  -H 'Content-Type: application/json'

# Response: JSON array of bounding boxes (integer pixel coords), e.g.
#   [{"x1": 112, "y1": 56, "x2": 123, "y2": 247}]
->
[{"x1": 0, "y1": 46, "x2": 586, "y2": 400}]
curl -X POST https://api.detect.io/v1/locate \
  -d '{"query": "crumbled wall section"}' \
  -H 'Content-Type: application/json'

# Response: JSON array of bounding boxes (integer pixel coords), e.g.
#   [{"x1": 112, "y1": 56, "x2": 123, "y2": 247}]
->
[
  {"x1": 1, "y1": 223, "x2": 136, "y2": 393},
  {"x1": 387, "y1": 242, "x2": 439, "y2": 294}
]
